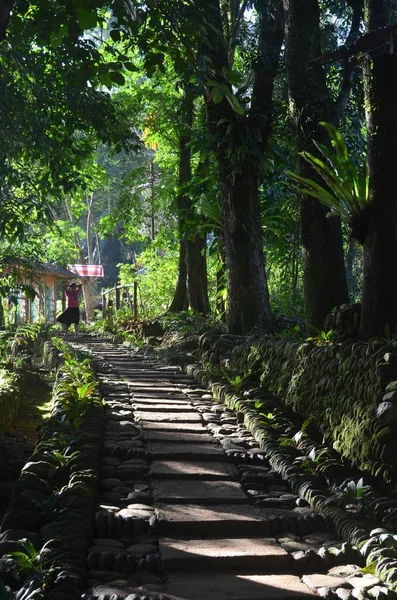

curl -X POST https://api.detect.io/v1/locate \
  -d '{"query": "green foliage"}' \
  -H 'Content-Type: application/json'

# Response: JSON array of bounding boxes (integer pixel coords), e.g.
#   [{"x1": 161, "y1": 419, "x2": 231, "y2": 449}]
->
[
  {"x1": 258, "y1": 411, "x2": 279, "y2": 431},
  {"x1": 306, "y1": 330, "x2": 337, "y2": 345},
  {"x1": 324, "y1": 477, "x2": 371, "y2": 511},
  {"x1": 293, "y1": 447, "x2": 331, "y2": 474},
  {"x1": 278, "y1": 323, "x2": 304, "y2": 339},
  {"x1": 286, "y1": 122, "x2": 369, "y2": 243},
  {"x1": 278, "y1": 418, "x2": 312, "y2": 447},
  {"x1": 118, "y1": 232, "x2": 180, "y2": 319},
  {"x1": 52, "y1": 340, "x2": 100, "y2": 429},
  {"x1": 0, "y1": 577, "x2": 46, "y2": 600},
  {"x1": 159, "y1": 311, "x2": 218, "y2": 335},
  {"x1": 1, "y1": 539, "x2": 52, "y2": 577},
  {"x1": 45, "y1": 448, "x2": 80, "y2": 469}
]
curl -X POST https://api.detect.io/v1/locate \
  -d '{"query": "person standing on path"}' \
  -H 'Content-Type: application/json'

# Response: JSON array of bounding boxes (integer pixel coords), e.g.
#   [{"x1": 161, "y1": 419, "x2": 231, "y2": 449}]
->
[{"x1": 57, "y1": 282, "x2": 82, "y2": 336}]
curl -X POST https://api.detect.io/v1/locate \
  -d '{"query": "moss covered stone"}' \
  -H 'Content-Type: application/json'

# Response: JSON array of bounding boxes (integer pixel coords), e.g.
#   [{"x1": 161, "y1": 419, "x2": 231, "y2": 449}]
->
[
  {"x1": 198, "y1": 333, "x2": 397, "y2": 484},
  {"x1": 0, "y1": 368, "x2": 21, "y2": 435}
]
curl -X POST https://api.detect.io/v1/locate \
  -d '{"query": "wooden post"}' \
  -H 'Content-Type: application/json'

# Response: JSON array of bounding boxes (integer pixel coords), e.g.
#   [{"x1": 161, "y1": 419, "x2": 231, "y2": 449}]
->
[
  {"x1": 115, "y1": 284, "x2": 120, "y2": 310},
  {"x1": 26, "y1": 281, "x2": 31, "y2": 323},
  {"x1": 62, "y1": 281, "x2": 66, "y2": 312},
  {"x1": 133, "y1": 281, "x2": 138, "y2": 321},
  {"x1": 102, "y1": 291, "x2": 106, "y2": 320},
  {"x1": 52, "y1": 277, "x2": 56, "y2": 323},
  {"x1": 42, "y1": 279, "x2": 46, "y2": 322}
]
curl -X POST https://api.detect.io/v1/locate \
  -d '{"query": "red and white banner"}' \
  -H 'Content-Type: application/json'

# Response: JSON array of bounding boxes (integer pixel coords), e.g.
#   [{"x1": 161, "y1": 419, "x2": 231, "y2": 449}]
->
[{"x1": 68, "y1": 265, "x2": 104, "y2": 277}]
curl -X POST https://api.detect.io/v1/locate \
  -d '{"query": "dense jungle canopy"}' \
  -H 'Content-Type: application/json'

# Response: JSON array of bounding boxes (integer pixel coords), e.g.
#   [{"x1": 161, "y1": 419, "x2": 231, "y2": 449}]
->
[{"x1": 1, "y1": 0, "x2": 397, "y2": 339}]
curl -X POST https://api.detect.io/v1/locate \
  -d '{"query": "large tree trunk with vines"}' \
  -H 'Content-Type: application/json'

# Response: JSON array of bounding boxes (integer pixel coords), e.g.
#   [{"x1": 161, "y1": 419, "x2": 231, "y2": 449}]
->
[
  {"x1": 219, "y1": 156, "x2": 272, "y2": 333},
  {"x1": 360, "y1": 0, "x2": 397, "y2": 337},
  {"x1": 205, "y1": 0, "x2": 283, "y2": 333},
  {"x1": 216, "y1": 236, "x2": 227, "y2": 318},
  {"x1": 283, "y1": 0, "x2": 349, "y2": 332}
]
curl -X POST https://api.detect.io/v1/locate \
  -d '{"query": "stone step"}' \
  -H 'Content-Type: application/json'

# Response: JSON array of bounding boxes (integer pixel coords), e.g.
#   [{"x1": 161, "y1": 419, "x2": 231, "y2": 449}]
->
[
  {"x1": 151, "y1": 460, "x2": 238, "y2": 480},
  {"x1": 129, "y1": 384, "x2": 181, "y2": 392},
  {"x1": 115, "y1": 370, "x2": 193, "y2": 381},
  {"x1": 144, "y1": 431, "x2": 214, "y2": 444},
  {"x1": 136, "y1": 412, "x2": 201, "y2": 423},
  {"x1": 149, "y1": 443, "x2": 227, "y2": 461},
  {"x1": 133, "y1": 403, "x2": 193, "y2": 412},
  {"x1": 153, "y1": 479, "x2": 248, "y2": 504},
  {"x1": 140, "y1": 421, "x2": 207, "y2": 433},
  {"x1": 132, "y1": 395, "x2": 188, "y2": 402},
  {"x1": 157, "y1": 504, "x2": 282, "y2": 537},
  {"x1": 132, "y1": 389, "x2": 187, "y2": 397},
  {"x1": 160, "y1": 572, "x2": 315, "y2": 599},
  {"x1": 160, "y1": 537, "x2": 291, "y2": 571}
]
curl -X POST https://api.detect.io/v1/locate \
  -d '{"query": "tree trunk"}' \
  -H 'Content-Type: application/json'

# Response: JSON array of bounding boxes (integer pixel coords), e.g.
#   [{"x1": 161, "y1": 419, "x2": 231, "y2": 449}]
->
[
  {"x1": 86, "y1": 192, "x2": 94, "y2": 265},
  {"x1": 360, "y1": 0, "x2": 397, "y2": 337},
  {"x1": 219, "y1": 158, "x2": 272, "y2": 333},
  {"x1": 283, "y1": 0, "x2": 349, "y2": 332},
  {"x1": 174, "y1": 82, "x2": 210, "y2": 314},
  {"x1": 81, "y1": 279, "x2": 94, "y2": 322},
  {"x1": 0, "y1": 299, "x2": 4, "y2": 329},
  {"x1": 64, "y1": 198, "x2": 95, "y2": 322},
  {"x1": 168, "y1": 239, "x2": 189, "y2": 312},
  {"x1": 205, "y1": 0, "x2": 283, "y2": 333},
  {"x1": 216, "y1": 235, "x2": 227, "y2": 318},
  {"x1": 187, "y1": 233, "x2": 211, "y2": 314},
  {"x1": 0, "y1": 0, "x2": 14, "y2": 41}
]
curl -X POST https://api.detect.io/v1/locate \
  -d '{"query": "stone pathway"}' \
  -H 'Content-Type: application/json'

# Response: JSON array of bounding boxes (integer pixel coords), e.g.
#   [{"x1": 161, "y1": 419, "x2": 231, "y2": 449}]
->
[{"x1": 77, "y1": 338, "x2": 383, "y2": 600}]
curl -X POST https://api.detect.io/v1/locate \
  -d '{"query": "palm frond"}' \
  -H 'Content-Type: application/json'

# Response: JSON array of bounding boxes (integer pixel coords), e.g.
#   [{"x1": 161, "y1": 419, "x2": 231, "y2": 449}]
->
[{"x1": 286, "y1": 122, "x2": 369, "y2": 242}]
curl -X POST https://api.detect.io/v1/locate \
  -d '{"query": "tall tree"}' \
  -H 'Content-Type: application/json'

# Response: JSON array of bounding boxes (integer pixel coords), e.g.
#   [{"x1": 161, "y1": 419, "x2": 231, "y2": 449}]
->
[
  {"x1": 282, "y1": 0, "x2": 363, "y2": 331},
  {"x1": 203, "y1": 0, "x2": 284, "y2": 333},
  {"x1": 182, "y1": 87, "x2": 211, "y2": 315},
  {"x1": 360, "y1": 0, "x2": 397, "y2": 337}
]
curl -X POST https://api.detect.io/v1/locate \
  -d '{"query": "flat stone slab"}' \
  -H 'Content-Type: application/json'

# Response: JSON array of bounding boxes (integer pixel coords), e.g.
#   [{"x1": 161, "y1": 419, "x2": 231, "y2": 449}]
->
[
  {"x1": 133, "y1": 396, "x2": 189, "y2": 403},
  {"x1": 133, "y1": 389, "x2": 186, "y2": 395},
  {"x1": 129, "y1": 384, "x2": 181, "y2": 391},
  {"x1": 144, "y1": 431, "x2": 214, "y2": 444},
  {"x1": 140, "y1": 422, "x2": 206, "y2": 433},
  {"x1": 135, "y1": 412, "x2": 201, "y2": 423},
  {"x1": 153, "y1": 480, "x2": 247, "y2": 504},
  {"x1": 133, "y1": 403, "x2": 192, "y2": 412},
  {"x1": 157, "y1": 504, "x2": 278, "y2": 537},
  {"x1": 160, "y1": 537, "x2": 290, "y2": 570},
  {"x1": 162, "y1": 573, "x2": 315, "y2": 599},
  {"x1": 151, "y1": 460, "x2": 237, "y2": 480},
  {"x1": 302, "y1": 574, "x2": 350, "y2": 591},
  {"x1": 149, "y1": 443, "x2": 226, "y2": 460}
]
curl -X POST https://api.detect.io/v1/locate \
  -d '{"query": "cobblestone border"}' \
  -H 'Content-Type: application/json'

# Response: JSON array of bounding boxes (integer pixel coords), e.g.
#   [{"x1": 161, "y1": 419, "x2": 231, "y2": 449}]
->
[
  {"x1": 186, "y1": 363, "x2": 397, "y2": 593},
  {"x1": 0, "y1": 339, "x2": 105, "y2": 600}
]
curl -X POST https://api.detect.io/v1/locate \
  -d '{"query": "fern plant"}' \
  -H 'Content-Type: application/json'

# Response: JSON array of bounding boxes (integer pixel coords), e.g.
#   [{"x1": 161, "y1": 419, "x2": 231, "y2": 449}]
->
[{"x1": 286, "y1": 122, "x2": 369, "y2": 243}]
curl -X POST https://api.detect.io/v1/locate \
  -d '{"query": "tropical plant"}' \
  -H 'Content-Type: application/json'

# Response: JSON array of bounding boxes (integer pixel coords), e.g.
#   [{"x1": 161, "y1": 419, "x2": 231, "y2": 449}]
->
[
  {"x1": 286, "y1": 122, "x2": 369, "y2": 244},
  {"x1": 278, "y1": 418, "x2": 312, "y2": 447},
  {"x1": 0, "y1": 540, "x2": 54, "y2": 577},
  {"x1": 44, "y1": 448, "x2": 80, "y2": 469},
  {"x1": 293, "y1": 447, "x2": 331, "y2": 475},
  {"x1": 0, "y1": 577, "x2": 46, "y2": 600},
  {"x1": 306, "y1": 329, "x2": 337, "y2": 346},
  {"x1": 257, "y1": 411, "x2": 279, "y2": 431},
  {"x1": 324, "y1": 477, "x2": 371, "y2": 511},
  {"x1": 31, "y1": 491, "x2": 68, "y2": 523}
]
